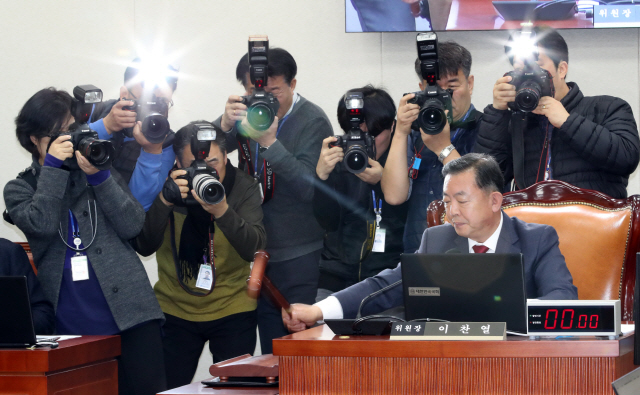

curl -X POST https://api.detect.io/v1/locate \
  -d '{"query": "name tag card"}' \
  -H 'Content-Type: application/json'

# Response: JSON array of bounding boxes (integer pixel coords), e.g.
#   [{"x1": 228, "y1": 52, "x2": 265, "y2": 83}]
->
[{"x1": 390, "y1": 322, "x2": 506, "y2": 341}]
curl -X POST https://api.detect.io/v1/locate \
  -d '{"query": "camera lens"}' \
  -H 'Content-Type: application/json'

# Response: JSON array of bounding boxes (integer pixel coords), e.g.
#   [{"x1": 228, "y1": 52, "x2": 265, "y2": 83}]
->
[
  {"x1": 78, "y1": 138, "x2": 114, "y2": 170},
  {"x1": 247, "y1": 103, "x2": 274, "y2": 131},
  {"x1": 141, "y1": 114, "x2": 170, "y2": 144},
  {"x1": 515, "y1": 81, "x2": 542, "y2": 112},
  {"x1": 344, "y1": 145, "x2": 368, "y2": 174},
  {"x1": 193, "y1": 173, "x2": 225, "y2": 205},
  {"x1": 418, "y1": 99, "x2": 447, "y2": 135}
]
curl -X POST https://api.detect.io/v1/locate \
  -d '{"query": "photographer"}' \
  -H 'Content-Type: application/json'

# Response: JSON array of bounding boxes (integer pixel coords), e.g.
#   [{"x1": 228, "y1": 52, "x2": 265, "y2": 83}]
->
[
  {"x1": 314, "y1": 86, "x2": 407, "y2": 299},
  {"x1": 475, "y1": 26, "x2": 640, "y2": 198},
  {"x1": 215, "y1": 46, "x2": 333, "y2": 354},
  {"x1": 88, "y1": 58, "x2": 177, "y2": 210},
  {"x1": 133, "y1": 121, "x2": 265, "y2": 389},
  {"x1": 381, "y1": 41, "x2": 481, "y2": 253},
  {"x1": 3, "y1": 88, "x2": 166, "y2": 395}
]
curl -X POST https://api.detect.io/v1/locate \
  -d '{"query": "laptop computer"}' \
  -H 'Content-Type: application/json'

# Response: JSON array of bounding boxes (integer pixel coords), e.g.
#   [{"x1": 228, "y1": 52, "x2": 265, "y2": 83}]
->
[
  {"x1": 0, "y1": 276, "x2": 40, "y2": 347},
  {"x1": 492, "y1": 1, "x2": 577, "y2": 21},
  {"x1": 401, "y1": 253, "x2": 528, "y2": 333}
]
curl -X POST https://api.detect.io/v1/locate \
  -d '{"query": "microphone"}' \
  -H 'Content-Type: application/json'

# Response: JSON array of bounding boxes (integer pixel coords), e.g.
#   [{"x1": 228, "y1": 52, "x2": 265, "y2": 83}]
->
[{"x1": 356, "y1": 280, "x2": 402, "y2": 319}]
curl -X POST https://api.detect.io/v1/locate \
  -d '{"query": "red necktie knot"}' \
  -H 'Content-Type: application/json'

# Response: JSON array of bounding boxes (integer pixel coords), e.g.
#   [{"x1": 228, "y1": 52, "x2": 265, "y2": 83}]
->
[{"x1": 473, "y1": 244, "x2": 489, "y2": 254}]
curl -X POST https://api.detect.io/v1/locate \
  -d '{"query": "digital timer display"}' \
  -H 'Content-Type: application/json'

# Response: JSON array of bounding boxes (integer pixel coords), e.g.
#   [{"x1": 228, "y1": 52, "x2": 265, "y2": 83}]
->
[{"x1": 528, "y1": 305, "x2": 616, "y2": 333}]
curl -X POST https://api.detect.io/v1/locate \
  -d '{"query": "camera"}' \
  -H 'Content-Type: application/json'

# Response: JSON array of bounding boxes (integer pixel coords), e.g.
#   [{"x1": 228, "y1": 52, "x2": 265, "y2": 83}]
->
[
  {"x1": 405, "y1": 32, "x2": 453, "y2": 135},
  {"x1": 330, "y1": 91, "x2": 375, "y2": 174},
  {"x1": 122, "y1": 94, "x2": 171, "y2": 143},
  {"x1": 48, "y1": 85, "x2": 114, "y2": 170},
  {"x1": 49, "y1": 124, "x2": 115, "y2": 171},
  {"x1": 240, "y1": 35, "x2": 280, "y2": 131},
  {"x1": 504, "y1": 66, "x2": 554, "y2": 112},
  {"x1": 504, "y1": 30, "x2": 555, "y2": 113},
  {"x1": 163, "y1": 123, "x2": 225, "y2": 206}
]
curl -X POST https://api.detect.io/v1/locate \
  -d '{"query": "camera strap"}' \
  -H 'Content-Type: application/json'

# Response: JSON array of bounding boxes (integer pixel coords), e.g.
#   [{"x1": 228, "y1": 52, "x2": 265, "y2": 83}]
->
[
  {"x1": 169, "y1": 212, "x2": 216, "y2": 297},
  {"x1": 236, "y1": 134, "x2": 274, "y2": 204}
]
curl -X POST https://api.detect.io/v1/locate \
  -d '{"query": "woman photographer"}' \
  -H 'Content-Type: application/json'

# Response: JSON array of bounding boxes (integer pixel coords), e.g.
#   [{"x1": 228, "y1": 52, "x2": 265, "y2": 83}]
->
[{"x1": 3, "y1": 87, "x2": 166, "y2": 395}]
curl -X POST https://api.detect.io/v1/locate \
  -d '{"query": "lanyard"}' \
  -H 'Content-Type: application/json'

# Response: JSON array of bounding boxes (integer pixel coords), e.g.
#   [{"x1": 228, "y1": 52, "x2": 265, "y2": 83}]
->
[
  {"x1": 544, "y1": 123, "x2": 553, "y2": 181},
  {"x1": 372, "y1": 190, "x2": 382, "y2": 228},
  {"x1": 254, "y1": 111, "x2": 292, "y2": 176},
  {"x1": 58, "y1": 201, "x2": 97, "y2": 252}
]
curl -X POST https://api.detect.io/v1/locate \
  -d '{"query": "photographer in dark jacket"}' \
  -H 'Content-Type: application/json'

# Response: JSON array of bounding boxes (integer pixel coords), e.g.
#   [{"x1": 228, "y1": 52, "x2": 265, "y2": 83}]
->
[
  {"x1": 476, "y1": 26, "x2": 640, "y2": 198},
  {"x1": 314, "y1": 86, "x2": 408, "y2": 299},
  {"x1": 133, "y1": 121, "x2": 266, "y2": 389},
  {"x1": 0, "y1": 239, "x2": 55, "y2": 334}
]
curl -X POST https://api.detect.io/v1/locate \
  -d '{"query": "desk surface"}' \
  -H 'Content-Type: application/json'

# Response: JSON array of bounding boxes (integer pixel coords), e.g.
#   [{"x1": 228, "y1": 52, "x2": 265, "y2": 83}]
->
[
  {"x1": 159, "y1": 380, "x2": 278, "y2": 395},
  {"x1": 274, "y1": 324, "x2": 634, "y2": 358},
  {"x1": 0, "y1": 335, "x2": 120, "y2": 373}
]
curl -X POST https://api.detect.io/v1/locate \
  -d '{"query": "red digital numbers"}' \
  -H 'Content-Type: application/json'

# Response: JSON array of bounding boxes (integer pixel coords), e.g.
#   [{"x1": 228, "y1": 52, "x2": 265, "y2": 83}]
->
[
  {"x1": 544, "y1": 309, "x2": 558, "y2": 329},
  {"x1": 544, "y1": 309, "x2": 599, "y2": 330},
  {"x1": 560, "y1": 309, "x2": 574, "y2": 329}
]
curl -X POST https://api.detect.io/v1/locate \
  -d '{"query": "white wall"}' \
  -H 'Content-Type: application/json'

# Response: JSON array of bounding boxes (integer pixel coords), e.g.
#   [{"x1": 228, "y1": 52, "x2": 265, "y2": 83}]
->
[{"x1": 2, "y1": 0, "x2": 639, "y2": 384}]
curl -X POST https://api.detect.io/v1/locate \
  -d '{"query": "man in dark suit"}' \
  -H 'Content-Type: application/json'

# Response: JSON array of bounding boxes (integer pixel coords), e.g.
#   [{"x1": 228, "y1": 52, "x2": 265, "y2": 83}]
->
[{"x1": 283, "y1": 153, "x2": 577, "y2": 331}]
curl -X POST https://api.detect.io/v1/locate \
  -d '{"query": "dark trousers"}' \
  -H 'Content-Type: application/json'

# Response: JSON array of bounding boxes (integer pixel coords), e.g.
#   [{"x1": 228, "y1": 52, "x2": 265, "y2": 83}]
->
[
  {"x1": 257, "y1": 248, "x2": 321, "y2": 354},
  {"x1": 162, "y1": 310, "x2": 258, "y2": 389},
  {"x1": 118, "y1": 319, "x2": 167, "y2": 395}
]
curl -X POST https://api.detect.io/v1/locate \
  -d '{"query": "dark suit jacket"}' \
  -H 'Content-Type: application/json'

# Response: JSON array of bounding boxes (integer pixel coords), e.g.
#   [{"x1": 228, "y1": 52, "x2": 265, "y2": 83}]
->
[
  {"x1": 334, "y1": 212, "x2": 578, "y2": 318},
  {"x1": 0, "y1": 238, "x2": 55, "y2": 334}
]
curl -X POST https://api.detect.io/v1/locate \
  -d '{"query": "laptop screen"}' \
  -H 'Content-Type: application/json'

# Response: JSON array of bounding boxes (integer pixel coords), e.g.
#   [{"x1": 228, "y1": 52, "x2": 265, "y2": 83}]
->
[
  {"x1": 0, "y1": 276, "x2": 37, "y2": 347},
  {"x1": 401, "y1": 253, "x2": 527, "y2": 333}
]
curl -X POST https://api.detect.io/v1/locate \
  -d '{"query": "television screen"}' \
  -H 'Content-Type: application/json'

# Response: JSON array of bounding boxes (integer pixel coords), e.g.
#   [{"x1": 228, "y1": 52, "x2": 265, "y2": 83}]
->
[{"x1": 346, "y1": 0, "x2": 640, "y2": 32}]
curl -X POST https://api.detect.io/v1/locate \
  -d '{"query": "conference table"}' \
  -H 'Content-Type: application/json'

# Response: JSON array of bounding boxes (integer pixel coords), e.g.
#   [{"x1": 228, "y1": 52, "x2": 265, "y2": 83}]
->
[
  {"x1": 273, "y1": 324, "x2": 636, "y2": 394},
  {"x1": 0, "y1": 335, "x2": 120, "y2": 394}
]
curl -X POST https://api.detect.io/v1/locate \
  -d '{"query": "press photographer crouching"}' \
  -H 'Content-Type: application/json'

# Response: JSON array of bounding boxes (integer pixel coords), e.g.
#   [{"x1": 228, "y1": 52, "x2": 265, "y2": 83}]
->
[
  {"x1": 3, "y1": 87, "x2": 166, "y2": 395},
  {"x1": 132, "y1": 121, "x2": 266, "y2": 389},
  {"x1": 475, "y1": 26, "x2": 640, "y2": 198},
  {"x1": 314, "y1": 86, "x2": 408, "y2": 300}
]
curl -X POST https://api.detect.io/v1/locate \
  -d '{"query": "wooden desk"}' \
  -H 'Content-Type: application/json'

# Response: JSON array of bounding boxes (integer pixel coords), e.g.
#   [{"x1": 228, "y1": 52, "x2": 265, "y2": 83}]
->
[
  {"x1": 273, "y1": 325, "x2": 637, "y2": 394},
  {"x1": 0, "y1": 335, "x2": 120, "y2": 395},
  {"x1": 446, "y1": 0, "x2": 593, "y2": 30},
  {"x1": 159, "y1": 380, "x2": 278, "y2": 395}
]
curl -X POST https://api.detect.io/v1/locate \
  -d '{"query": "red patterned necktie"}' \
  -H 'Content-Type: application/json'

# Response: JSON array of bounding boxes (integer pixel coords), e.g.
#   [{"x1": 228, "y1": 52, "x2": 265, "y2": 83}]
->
[{"x1": 472, "y1": 244, "x2": 489, "y2": 254}]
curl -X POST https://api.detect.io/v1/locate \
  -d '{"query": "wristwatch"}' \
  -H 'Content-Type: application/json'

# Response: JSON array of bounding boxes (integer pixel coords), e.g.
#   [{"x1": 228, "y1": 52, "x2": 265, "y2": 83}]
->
[{"x1": 438, "y1": 144, "x2": 456, "y2": 163}]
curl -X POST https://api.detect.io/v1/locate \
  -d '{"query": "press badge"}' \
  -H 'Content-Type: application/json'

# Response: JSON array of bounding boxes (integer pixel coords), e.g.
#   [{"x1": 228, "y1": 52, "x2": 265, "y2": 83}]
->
[
  {"x1": 195, "y1": 264, "x2": 213, "y2": 290},
  {"x1": 71, "y1": 255, "x2": 89, "y2": 281},
  {"x1": 372, "y1": 228, "x2": 386, "y2": 253}
]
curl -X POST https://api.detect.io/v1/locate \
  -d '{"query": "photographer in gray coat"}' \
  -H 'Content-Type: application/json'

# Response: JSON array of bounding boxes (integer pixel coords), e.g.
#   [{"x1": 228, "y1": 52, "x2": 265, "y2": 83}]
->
[{"x1": 4, "y1": 87, "x2": 166, "y2": 395}]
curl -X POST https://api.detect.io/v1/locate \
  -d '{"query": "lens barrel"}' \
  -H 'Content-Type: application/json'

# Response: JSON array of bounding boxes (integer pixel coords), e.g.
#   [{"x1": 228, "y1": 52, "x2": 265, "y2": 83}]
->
[
  {"x1": 247, "y1": 102, "x2": 275, "y2": 131},
  {"x1": 418, "y1": 99, "x2": 447, "y2": 135},
  {"x1": 193, "y1": 173, "x2": 225, "y2": 205},
  {"x1": 515, "y1": 80, "x2": 542, "y2": 112},
  {"x1": 77, "y1": 138, "x2": 114, "y2": 170},
  {"x1": 344, "y1": 144, "x2": 368, "y2": 174},
  {"x1": 141, "y1": 113, "x2": 170, "y2": 144}
]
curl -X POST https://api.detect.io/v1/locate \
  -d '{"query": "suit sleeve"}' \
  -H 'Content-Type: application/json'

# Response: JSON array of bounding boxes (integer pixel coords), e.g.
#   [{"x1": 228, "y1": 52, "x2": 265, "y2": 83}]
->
[
  {"x1": 533, "y1": 226, "x2": 578, "y2": 300},
  {"x1": 333, "y1": 263, "x2": 403, "y2": 319},
  {"x1": 557, "y1": 97, "x2": 640, "y2": 176}
]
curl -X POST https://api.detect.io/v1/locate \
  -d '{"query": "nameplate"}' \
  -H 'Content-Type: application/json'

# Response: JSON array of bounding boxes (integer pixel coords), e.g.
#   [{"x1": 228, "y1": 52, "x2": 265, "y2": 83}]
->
[{"x1": 390, "y1": 322, "x2": 506, "y2": 341}]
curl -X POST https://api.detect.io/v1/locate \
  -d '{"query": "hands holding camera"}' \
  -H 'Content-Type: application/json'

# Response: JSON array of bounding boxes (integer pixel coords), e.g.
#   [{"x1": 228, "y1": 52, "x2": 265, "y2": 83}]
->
[
  {"x1": 103, "y1": 87, "x2": 137, "y2": 134},
  {"x1": 221, "y1": 95, "x2": 247, "y2": 131},
  {"x1": 47, "y1": 135, "x2": 99, "y2": 175},
  {"x1": 160, "y1": 168, "x2": 229, "y2": 218},
  {"x1": 317, "y1": 136, "x2": 382, "y2": 185},
  {"x1": 493, "y1": 75, "x2": 569, "y2": 128}
]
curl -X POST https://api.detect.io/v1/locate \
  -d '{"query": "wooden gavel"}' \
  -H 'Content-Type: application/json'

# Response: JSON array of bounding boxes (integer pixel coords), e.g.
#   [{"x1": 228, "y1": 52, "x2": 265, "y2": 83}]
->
[{"x1": 247, "y1": 250, "x2": 291, "y2": 314}]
